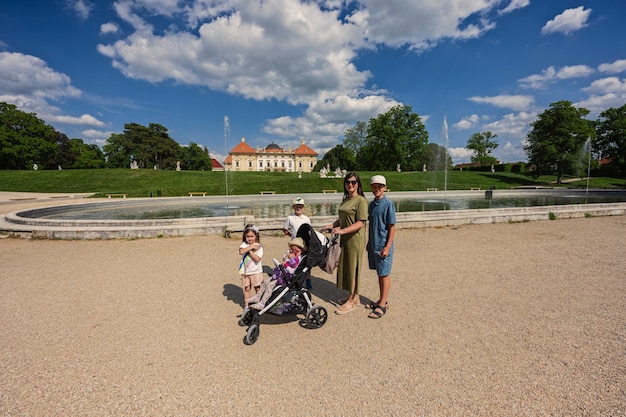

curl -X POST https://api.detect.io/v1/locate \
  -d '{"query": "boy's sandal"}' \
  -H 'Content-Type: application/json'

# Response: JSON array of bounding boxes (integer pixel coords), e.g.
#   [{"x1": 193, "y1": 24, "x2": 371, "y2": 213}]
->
[
  {"x1": 364, "y1": 301, "x2": 388, "y2": 310},
  {"x1": 368, "y1": 305, "x2": 387, "y2": 319}
]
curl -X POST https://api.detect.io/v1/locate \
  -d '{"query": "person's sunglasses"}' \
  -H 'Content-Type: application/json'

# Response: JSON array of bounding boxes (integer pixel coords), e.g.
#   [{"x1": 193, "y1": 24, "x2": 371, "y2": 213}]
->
[{"x1": 345, "y1": 180, "x2": 358, "y2": 185}]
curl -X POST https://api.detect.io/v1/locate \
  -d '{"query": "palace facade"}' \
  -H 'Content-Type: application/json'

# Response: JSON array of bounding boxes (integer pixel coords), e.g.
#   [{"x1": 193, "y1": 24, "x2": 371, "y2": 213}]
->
[{"x1": 224, "y1": 138, "x2": 318, "y2": 172}]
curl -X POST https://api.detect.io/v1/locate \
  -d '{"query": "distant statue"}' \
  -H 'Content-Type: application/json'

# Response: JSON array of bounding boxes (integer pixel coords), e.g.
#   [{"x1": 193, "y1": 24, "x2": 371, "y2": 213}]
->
[
  {"x1": 298, "y1": 170, "x2": 302, "y2": 179},
  {"x1": 153, "y1": 165, "x2": 157, "y2": 170},
  {"x1": 130, "y1": 160, "x2": 138, "y2": 169},
  {"x1": 176, "y1": 161, "x2": 181, "y2": 172},
  {"x1": 33, "y1": 164, "x2": 38, "y2": 171},
  {"x1": 319, "y1": 166, "x2": 328, "y2": 178},
  {"x1": 334, "y1": 167, "x2": 342, "y2": 177},
  {"x1": 341, "y1": 169, "x2": 347, "y2": 178},
  {"x1": 491, "y1": 165, "x2": 495, "y2": 173},
  {"x1": 397, "y1": 163, "x2": 401, "y2": 172},
  {"x1": 58, "y1": 165, "x2": 62, "y2": 171},
  {"x1": 423, "y1": 164, "x2": 427, "y2": 172}
]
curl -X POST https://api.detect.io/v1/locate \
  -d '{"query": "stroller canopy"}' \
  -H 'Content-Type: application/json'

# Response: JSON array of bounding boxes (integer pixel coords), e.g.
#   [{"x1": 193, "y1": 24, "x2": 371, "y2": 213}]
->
[{"x1": 295, "y1": 223, "x2": 327, "y2": 267}]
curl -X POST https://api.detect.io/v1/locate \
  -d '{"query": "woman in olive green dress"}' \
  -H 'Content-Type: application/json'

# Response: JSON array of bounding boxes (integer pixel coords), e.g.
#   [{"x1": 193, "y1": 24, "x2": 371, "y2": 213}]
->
[{"x1": 324, "y1": 172, "x2": 368, "y2": 315}]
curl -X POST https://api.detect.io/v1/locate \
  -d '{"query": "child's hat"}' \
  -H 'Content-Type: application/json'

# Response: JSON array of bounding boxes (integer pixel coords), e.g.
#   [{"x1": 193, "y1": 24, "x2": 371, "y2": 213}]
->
[
  {"x1": 370, "y1": 175, "x2": 387, "y2": 185},
  {"x1": 289, "y1": 237, "x2": 307, "y2": 251},
  {"x1": 292, "y1": 197, "x2": 305, "y2": 206}
]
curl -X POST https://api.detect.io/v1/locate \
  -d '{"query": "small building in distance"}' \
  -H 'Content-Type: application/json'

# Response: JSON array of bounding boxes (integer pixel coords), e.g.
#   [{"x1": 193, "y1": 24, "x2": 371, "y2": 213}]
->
[
  {"x1": 224, "y1": 137, "x2": 318, "y2": 172},
  {"x1": 211, "y1": 158, "x2": 224, "y2": 172}
]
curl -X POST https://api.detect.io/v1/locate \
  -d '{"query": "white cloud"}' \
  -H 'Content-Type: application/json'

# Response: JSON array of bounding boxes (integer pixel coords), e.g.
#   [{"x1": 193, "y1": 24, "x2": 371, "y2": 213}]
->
[
  {"x1": 82, "y1": 129, "x2": 115, "y2": 140},
  {"x1": 582, "y1": 77, "x2": 626, "y2": 95},
  {"x1": 499, "y1": 0, "x2": 530, "y2": 16},
  {"x1": 453, "y1": 114, "x2": 480, "y2": 130},
  {"x1": 468, "y1": 95, "x2": 534, "y2": 112},
  {"x1": 541, "y1": 6, "x2": 592, "y2": 36},
  {"x1": 94, "y1": 1, "x2": 526, "y2": 145},
  {"x1": 598, "y1": 59, "x2": 626, "y2": 74},
  {"x1": 577, "y1": 77, "x2": 626, "y2": 116},
  {"x1": 481, "y1": 111, "x2": 536, "y2": 137},
  {"x1": 49, "y1": 114, "x2": 107, "y2": 127},
  {"x1": 67, "y1": 0, "x2": 93, "y2": 20},
  {"x1": 0, "y1": 52, "x2": 105, "y2": 129},
  {"x1": 519, "y1": 65, "x2": 595, "y2": 89},
  {"x1": 348, "y1": 0, "x2": 499, "y2": 51},
  {"x1": 100, "y1": 22, "x2": 120, "y2": 35},
  {"x1": 448, "y1": 147, "x2": 474, "y2": 162}
]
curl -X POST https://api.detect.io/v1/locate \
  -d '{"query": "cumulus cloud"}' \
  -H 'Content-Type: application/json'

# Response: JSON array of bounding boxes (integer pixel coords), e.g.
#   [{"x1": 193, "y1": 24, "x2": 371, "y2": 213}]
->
[
  {"x1": 94, "y1": 0, "x2": 515, "y2": 142},
  {"x1": 468, "y1": 95, "x2": 535, "y2": 112},
  {"x1": 453, "y1": 114, "x2": 481, "y2": 130},
  {"x1": 541, "y1": 6, "x2": 592, "y2": 36},
  {"x1": 499, "y1": 0, "x2": 530, "y2": 16},
  {"x1": 598, "y1": 59, "x2": 626, "y2": 74},
  {"x1": 67, "y1": 0, "x2": 93, "y2": 20},
  {"x1": 577, "y1": 77, "x2": 626, "y2": 115},
  {"x1": 0, "y1": 52, "x2": 105, "y2": 128},
  {"x1": 519, "y1": 65, "x2": 595, "y2": 89},
  {"x1": 100, "y1": 22, "x2": 120, "y2": 35}
]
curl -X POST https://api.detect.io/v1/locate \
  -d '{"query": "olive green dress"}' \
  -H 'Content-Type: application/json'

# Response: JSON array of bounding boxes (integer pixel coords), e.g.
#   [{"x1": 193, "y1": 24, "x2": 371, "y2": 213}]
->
[{"x1": 336, "y1": 195, "x2": 369, "y2": 292}]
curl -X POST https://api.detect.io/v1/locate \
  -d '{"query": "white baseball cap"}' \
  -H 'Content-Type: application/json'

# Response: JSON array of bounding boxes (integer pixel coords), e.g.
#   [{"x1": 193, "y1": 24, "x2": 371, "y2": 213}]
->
[
  {"x1": 292, "y1": 197, "x2": 305, "y2": 205},
  {"x1": 370, "y1": 175, "x2": 387, "y2": 186}
]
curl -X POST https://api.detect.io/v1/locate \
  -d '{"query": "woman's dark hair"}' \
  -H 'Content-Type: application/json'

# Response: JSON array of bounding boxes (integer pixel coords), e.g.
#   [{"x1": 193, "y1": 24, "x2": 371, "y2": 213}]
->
[
  {"x1": 242, "y1": 224, "x2": 261, "y2": 243},
  {"x1": 342, "y1": 172, "x2": 365, "y2": 201}
]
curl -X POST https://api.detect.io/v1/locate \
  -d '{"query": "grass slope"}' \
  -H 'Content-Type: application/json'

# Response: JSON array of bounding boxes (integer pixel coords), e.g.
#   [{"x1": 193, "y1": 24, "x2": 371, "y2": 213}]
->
[{"x1": 0, "y1": 169, "x2": 622, "y2": 198}]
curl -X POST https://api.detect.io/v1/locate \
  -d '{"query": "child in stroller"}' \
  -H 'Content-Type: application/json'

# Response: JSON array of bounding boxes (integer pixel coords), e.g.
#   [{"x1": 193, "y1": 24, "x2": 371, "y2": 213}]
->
[
  {"x1": 238, "y1": 223, "x2": 330, "y2": 345},
  {"x1": 245, "y1": 237, "x2": 307, "y2": 310}
]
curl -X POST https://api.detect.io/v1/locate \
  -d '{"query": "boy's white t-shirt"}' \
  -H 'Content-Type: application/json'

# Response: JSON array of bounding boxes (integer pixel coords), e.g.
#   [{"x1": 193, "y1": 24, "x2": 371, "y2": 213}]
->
[
  {"x1": 283, "y1": 214, "x2": 311, "y2": 237},
  {"x1": 238, "y1": 242, "x2": 264, "y2": 275}
]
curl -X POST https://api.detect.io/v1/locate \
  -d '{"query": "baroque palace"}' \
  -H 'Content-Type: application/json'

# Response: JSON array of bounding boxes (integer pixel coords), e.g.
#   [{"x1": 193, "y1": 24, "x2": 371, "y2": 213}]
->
[{"x1": 224, "y1": 137, "x2": 318, "y2": 172}]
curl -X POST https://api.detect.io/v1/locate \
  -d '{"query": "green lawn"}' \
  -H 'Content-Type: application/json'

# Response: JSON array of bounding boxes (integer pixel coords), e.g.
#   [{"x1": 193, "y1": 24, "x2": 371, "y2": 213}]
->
[{"x1": 0, "y1": 169, "x2": 622, "y2": 198}]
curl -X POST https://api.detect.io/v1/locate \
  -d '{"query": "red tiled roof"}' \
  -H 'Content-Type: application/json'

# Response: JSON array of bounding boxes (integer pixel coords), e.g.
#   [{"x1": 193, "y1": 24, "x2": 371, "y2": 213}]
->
[
  {"x1": 294, "y1": 142, "x2": 317, "y2": 156},
  {"x1": 211, "y1": 158, "x2": 223, "y2": 169},
  {"x1": 229, "y1": 138, "x2": 256, "y2": 154}
]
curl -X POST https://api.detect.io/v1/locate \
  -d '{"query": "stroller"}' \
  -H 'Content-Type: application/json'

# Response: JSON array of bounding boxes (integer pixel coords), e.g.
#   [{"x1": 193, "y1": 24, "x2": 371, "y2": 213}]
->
[{"x1": 238, "y1": 223, "x2": 329, "y2": 345}]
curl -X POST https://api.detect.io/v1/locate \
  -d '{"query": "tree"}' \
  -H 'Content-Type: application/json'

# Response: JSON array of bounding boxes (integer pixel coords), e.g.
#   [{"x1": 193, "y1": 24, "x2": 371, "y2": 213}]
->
[
  {"x1": 360, "y1": 105, "x2": 428, "y2": 171},
  {"x1": 0, "y1": 102, "x2": 58, "y2": 169},
  {"x1": 180, "y1": 142, "x2": 212, "y2": 170},
  {"x1": 466, "y1": 131, "x2": 499, "y2": 166},
  {"x1": 313, "y1": 145, "x2": 356, "y2": 172},
  {"x1": 103, "y1": 123, "x2": 181, "y2": 169},
  {"x1": 595, "y1": 104, "x2": 626, "y2": 178},
  {"x1": 421, "y1": 142, "x2": 452, "y2": 171},
  {"x1": 524, "y1": 101, "x2": 595, "y2": 184},
  {"x1": 70, "y1": 139, "x2": 106, "y2": 168},
  {"x1": 343, "y1": 121, "x2": 367, "y2": 170}
]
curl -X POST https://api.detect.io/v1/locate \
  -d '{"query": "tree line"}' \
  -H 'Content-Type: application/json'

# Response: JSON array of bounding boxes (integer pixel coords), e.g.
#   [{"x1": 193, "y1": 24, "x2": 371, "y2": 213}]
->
[
  {"x1": 0, "y1": 102, "x2": 213, "y2": 170},
  {"x1": 316, "y1": 102, "x2": 625, "y2": 183},
  {"x1": 1, "y1": 101, "x2": 624, "y2": 182}
]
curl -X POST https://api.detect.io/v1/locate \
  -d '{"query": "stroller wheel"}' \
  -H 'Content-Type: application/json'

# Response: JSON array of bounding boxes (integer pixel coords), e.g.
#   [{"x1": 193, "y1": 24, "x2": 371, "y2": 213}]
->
[
  {"x1": 244, "y1": 324, "x2": 260, "y2": 345},
  {"x1": 238, "y1": 309, "x2": 253, "y2": 327},
  {"x1": 306, "y1": 306, "x2": 328, "y2": 329}
]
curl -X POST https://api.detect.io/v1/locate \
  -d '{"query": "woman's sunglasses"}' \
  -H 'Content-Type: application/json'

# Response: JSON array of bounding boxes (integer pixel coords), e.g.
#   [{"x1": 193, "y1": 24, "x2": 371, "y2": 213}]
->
[{"x1": 345, "y1": 180, "x2": 358, "y2": 185}]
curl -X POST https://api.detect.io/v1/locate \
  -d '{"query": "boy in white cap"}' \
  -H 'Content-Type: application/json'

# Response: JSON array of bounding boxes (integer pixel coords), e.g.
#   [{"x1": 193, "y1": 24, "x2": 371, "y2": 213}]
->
[
  {"x1": 282, "y1": 197, "x2": 310, "y2": 238},
  {"x1": 282, "y1": 197, "x2": 312, "y2": 288},
  {"x1": 366, "y1": 175, "x2": 396, "y2": 319}
]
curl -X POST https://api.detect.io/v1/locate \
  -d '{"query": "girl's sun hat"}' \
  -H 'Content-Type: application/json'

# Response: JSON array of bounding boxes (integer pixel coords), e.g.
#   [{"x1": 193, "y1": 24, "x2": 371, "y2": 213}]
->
[{"x1": 289, "y1": 237, "x2": 307, "y2": 251}]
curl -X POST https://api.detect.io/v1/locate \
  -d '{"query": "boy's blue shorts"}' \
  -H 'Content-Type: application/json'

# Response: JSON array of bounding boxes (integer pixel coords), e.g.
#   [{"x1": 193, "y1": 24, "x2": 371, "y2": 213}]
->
[{"x1": 368, "y1": 250, "x2": 393, "y2": 276}]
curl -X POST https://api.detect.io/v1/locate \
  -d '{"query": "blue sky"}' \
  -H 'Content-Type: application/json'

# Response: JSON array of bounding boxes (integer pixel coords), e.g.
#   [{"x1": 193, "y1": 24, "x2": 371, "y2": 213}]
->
[{"x1": 1, "y1": 0, "x2": 625, "y2": 165}]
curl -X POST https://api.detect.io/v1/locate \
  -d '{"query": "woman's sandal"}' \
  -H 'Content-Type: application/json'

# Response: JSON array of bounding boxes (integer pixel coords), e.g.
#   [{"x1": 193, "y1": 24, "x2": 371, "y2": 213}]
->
[
  {"x1": 335, "y1": 301, "x2": 357, "y2": 315},
  {"x1": 368, "y1": 305, "x2": 387, "y2": 319}
]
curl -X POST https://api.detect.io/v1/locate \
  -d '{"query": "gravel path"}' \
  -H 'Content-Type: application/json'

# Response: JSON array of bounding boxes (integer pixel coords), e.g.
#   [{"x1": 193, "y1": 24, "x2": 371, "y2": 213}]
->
[{"x1": 1, "y1": 199, "x2": 625, "y2": 416}]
